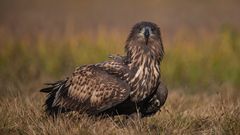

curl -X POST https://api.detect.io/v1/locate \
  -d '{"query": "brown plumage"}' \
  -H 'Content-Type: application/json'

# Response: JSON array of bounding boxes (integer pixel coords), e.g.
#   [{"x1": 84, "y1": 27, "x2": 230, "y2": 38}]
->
[{"x1": 40, "y1": 21, "x2": 168, "y2": 117}]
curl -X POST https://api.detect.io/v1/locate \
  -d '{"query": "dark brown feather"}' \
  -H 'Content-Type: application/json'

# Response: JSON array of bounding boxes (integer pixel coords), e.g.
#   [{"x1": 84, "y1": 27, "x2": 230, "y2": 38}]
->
[{"x1": 41, "y1": 65, "x2": 130, "y2": 115}]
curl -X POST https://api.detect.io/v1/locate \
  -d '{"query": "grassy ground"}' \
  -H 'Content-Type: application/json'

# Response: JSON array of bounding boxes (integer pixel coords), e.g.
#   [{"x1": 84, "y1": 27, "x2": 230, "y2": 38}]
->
[
  {"x1": 0, "y1": 87, "x2": 239, "y2": 135},
  {"x1": 0, "y1": 25, "x2": 240, "y2": 134}
]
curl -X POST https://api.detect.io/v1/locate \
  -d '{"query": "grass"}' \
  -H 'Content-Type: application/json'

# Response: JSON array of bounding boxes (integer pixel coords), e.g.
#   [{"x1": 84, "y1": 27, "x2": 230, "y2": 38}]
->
[
  {"x1": 0, "y1": 25, "x2": 240, "y2": 134},
  {"x1": 0, "y1": 87, "x2": 239, "y2": 135}
]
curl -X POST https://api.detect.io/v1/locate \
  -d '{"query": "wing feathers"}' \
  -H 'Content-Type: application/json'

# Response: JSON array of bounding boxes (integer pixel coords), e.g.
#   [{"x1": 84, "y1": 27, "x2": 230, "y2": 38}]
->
[{"x1": 42, "y1": 65, "x2": 130, "y2": 115}]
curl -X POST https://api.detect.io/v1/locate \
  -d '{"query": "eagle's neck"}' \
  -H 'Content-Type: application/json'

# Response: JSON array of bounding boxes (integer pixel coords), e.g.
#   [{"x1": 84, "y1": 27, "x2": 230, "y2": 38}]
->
[{"x1": 126, "y1": 45, "x2": 161, "y2": 102}]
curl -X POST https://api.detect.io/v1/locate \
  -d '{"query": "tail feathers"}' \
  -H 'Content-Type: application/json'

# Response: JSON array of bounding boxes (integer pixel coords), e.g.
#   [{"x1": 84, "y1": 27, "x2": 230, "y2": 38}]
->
[
  {"x1": 40, "y1": 80, "x2": 66, "y2": 93},
  {"x1": 40, "y1": 86, "x2": 53, "y2": 93},
  {"x1": 40, "y1": 80, "x2": 69, "y2": 116}
]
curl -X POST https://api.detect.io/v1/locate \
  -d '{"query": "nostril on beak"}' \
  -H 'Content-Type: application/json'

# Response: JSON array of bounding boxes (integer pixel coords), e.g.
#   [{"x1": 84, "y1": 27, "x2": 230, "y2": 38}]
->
[{"x1": 144, "y1": 29, "x2": 150, "y2": 39}]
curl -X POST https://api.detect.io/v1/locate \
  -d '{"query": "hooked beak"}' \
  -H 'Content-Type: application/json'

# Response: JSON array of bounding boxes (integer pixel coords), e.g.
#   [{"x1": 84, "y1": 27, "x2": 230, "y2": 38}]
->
[
  {"x1": 144, "y1": 29, "x2": 150, "y2": 45},
  {"x1": 144, "y1": 29, "x2": 150, "y2": 39}
]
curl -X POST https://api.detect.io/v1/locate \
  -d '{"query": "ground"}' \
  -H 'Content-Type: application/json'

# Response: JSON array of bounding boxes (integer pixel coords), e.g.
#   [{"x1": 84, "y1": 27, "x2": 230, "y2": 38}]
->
[{"x1": 0, "y1": 85, "x2": 239, "y2": 135}]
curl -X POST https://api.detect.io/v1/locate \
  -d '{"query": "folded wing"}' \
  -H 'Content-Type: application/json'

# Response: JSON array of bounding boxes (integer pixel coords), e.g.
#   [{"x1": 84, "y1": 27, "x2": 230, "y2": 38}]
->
[{"x1": 40, "y1": 65, "x2": 130, "y2": 115}]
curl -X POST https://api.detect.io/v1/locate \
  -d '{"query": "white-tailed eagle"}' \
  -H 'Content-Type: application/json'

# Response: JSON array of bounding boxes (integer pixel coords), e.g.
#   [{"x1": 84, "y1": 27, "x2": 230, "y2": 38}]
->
[{"x1": 40, "y1": 21, "x2": 168, "y2": 118}]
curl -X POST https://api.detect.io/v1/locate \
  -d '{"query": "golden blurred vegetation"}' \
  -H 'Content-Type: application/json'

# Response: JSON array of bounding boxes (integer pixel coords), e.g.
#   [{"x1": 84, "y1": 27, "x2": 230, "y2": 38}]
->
[
  {"x1": 0, "y1": 25, "x2": 239, "y2": 96},
  {"x1": 0, "y1": 0, "x2": 240, "y2": 134}
]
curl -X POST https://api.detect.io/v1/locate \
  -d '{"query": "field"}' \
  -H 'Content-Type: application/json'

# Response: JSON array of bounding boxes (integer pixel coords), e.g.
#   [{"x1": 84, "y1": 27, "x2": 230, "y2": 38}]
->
[
  {"x1": 1, "y1": 0, "x2": 240, "y2": 134},
  {"x1": 0, "y1": 84, "x2": 239, "y2": 135},
  {"x1": 0, "y1": 26, "x2": 240, "y2": 135}
]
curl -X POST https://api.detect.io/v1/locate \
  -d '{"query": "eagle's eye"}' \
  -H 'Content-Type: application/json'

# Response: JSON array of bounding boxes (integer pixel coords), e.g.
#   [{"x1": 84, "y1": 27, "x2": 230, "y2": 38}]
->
[
  {"x1": 151, "y1": 28, "x2": 155, "y2": 32},
  {"x1": 138, "y1": 27, "x2": 143, "y2": 33}
]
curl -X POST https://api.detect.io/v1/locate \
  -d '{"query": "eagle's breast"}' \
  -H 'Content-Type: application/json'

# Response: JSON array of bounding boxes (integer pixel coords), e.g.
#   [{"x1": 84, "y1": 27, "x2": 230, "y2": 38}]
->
[{"x1": 128, "y1": 51, "x2": 160, "y2": 102}]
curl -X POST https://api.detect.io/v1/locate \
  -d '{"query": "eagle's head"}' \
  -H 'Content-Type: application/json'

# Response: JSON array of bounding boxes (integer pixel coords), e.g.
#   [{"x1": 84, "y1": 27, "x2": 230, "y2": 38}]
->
[
  {"x1": 125, "y1": 21, "x2": 164, "y2": 64},
  {"x1": 124, "y1": 22, "x2": 164, "y2": 101}
]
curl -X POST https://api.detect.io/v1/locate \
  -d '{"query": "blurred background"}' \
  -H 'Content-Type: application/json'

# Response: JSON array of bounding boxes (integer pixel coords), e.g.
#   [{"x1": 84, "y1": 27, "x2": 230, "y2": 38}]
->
[{"x1": 0, "y1": 0, "x2": 240, "y2": 98}]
